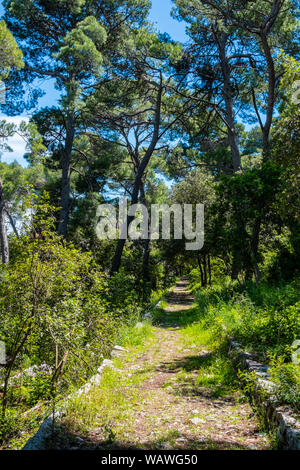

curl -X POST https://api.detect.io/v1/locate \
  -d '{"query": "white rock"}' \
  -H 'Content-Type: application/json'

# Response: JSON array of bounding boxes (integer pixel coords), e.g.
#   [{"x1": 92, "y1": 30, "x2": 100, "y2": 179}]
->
[
  {"x1": 113, "y1": 345, "x2": 127, "y2": 352},
  {"x1": 190, "y1": 417, "x2": 206, "y2": 425},
  {"x1": 97, "y1": 359, "x2": 114, "y2": 374}
]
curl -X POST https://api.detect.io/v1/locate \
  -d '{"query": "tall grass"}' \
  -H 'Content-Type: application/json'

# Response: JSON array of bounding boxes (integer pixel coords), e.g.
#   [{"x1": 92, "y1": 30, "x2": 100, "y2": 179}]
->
[{"x1": 193, "y1": 278, "x2": 300, "y2": 413}]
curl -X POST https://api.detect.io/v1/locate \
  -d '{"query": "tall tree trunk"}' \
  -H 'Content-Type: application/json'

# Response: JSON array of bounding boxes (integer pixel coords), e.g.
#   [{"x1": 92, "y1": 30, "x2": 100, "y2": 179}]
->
[
  {"x1": 0, "y1": 177, "x2": 9, "y2": 265},
  {"x1": 260, "y1": 28, "x2": 277, "y2": 160},
  {"x1": 215, "y1": 31, "x2": 244, "y2": 278},
  {"x1": 197, "y1": 254, "x2": 204, "y2": 286},
  {"x1": 58, "y1": 111, "x2": 75, "y2": 237},
  {"x1": 208, "y1": 254, "x2": 212, "y2": 286},
  {"x1": 248, "y1": 33, "x2": 275, "y2": 280},
  {"x1": 250, "y1": 216, "x2": 262, "y2": 283},
  {"x1": 140, "y1": 181, "x2": 151, "y2": 283},
  {"x1": 110, "y1": 81, "x2": 163, "y2": 276},
  {"x1": 203, "y1": 254, "x2": 207, "y2": 286},
  {"x1": 231, "y1": 255, "x2": 239, "y2": 280},
  {"x1": 142, "y1": 238, "x2": 151, "y2": 280},
  {"x1": 216, "y1": 33, "x2": 241, "y2": 172}
]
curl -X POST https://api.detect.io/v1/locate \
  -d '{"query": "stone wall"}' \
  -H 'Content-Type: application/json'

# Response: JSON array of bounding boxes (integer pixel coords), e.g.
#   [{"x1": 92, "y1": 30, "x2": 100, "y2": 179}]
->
[{"x1": 229, "y1": 341, "x2": 300, "y2": 450}]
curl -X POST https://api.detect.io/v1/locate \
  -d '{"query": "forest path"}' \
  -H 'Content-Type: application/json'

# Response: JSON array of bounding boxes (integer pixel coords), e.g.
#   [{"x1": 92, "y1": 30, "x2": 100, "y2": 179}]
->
[{"x1": 60, "y1": 280, "x2": 271, "y2": 450}]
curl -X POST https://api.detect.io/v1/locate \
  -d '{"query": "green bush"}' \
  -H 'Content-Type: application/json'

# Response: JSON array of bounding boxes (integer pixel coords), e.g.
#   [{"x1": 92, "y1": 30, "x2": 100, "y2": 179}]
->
[
  {"x1": 269, "y1": 356, "x2": 300, "y2": 412},
  {"x1": 0, "y1": 193, "x2": 115, "y2": 421},
  {"x1": 194, "y1": 279, "x2": 300, "y2": 412},
  {"x1": 194, "y1": 280, "x2": 300, "y2": 358}
]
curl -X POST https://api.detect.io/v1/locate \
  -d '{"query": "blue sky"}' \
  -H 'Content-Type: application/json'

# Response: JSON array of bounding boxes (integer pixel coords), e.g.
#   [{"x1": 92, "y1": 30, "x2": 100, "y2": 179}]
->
[{"x1": 0, "y1": 0, "x2": 188, "y2": 165}]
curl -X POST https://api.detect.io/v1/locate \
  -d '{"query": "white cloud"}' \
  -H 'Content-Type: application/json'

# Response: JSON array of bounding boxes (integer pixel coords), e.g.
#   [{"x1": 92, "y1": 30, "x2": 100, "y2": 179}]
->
[{"x1": 0, "y1": 115, "x2": 29, "y2": 167}]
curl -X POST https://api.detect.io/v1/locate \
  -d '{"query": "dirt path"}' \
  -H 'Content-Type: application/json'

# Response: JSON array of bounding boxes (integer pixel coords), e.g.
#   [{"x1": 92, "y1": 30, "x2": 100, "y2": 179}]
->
[{"x1": 61, "y1": 280, "x2": 271, "y2": 450}]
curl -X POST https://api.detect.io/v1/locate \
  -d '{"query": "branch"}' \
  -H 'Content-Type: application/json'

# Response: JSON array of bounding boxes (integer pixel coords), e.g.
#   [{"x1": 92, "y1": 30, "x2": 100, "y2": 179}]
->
[
  {"x1": 251, "y1": 88, "x2": 264, "y2": 132},
  {"x1": 4, "y1": 206, "x2": 19, "y2": 238}
]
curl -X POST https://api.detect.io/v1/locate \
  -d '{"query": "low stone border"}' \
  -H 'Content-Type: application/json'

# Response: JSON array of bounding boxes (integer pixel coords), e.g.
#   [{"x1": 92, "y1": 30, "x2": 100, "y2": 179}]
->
[
  {"x1": 23, "y1": 347, "x2": 127, "y2": 450},
  {"x1": 229, "y1": 340, "x2": 300, "y2": 450},
  {"x1": 23, "y1": 411, "x2": 63, "y2": 450}
]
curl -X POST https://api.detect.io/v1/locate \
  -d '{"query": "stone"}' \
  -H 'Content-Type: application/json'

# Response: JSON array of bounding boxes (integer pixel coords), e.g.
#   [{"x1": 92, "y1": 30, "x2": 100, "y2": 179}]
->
[
  {"x1": 97, "y1": 359, "x2": 114, "y2": 374},
  {"x1": 113, "y1": 345, "x2": 126, "y2": 352},
  {"x1": 190, "y1": 417, "x2": 206, "y2": 425},
  {"x1": 111, "y1": 345, "x2": 127, "y2": 358},
  {"x1": 23, "y1": 411, "x2": 63, "y2": 450}
]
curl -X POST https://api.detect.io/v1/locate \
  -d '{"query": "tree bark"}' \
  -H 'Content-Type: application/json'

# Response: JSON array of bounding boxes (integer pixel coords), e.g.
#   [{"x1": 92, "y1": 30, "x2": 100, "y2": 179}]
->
[
  {"x1": 260, "y1": 33, "x2": 276, "y2": 160},
  {"x1": 0, "y1": 177, "x2": 9, "y2": 265}
]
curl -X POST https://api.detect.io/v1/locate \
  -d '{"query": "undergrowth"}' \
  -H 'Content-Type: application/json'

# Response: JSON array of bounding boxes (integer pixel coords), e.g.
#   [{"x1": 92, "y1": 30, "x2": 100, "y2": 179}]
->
[{"x1": 192, "y1": 278, "x2": 300, "y2": 413}]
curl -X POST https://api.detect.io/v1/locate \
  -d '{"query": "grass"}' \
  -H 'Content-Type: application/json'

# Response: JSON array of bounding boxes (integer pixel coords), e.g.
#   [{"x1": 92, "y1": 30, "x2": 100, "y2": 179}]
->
[
  {"x1": 56, "y1": 303, "x2": 243, "y2": 448},
  {"x1": 153, "y1": 299, "x2": 240, "y2": 399},
  {"x1": 0, "y1": 319, "x2": 154, "y2": 450},
  {"x1": 62, "y1": 366, "x2": 146, "y2": 440},
  {"x1": 56, "y1": 320, "x2": 154, "y2": 448},
  {"x1": 116, "y1": 320, "x2": 153, "y2": 349},
  {"x1": 191, "y1": 277, "x2": 300, "y2": 413},
  {"x1": 0, "y1": 402, "x2": 48, "y2": 450},
  {"x1": 190, "y1": 278, "x2": 300, "y2": 358},
  {"x1": 180, "y1": 315, "x2": 240, "y2": 399}
]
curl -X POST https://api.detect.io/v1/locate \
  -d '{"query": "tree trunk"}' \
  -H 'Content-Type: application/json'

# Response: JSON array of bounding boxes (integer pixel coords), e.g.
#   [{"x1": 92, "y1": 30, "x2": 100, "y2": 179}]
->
[
  {"x1": 246, "y1": 33, "x2": 275, "y2": 282},
  {"x1": 110, "y1": 81, "x2": 163, "y2": 276},
  {"x1": 58, "y1": 112, "x2": 75, "y2": 237},
  {"x1": 250, "y1": 216, "x2": 262, "y2": 283},
  {"x1": 231, "y1": 254, "x2": 239, "y2": 280},
  {"x1": 0, "y1": 177, "x2": 9, "y2": 265},
  {"x1": 216, "y1": 33, "x2": 241, "y2": 172},
  {"x1": 140, "y1": 182, "x2": 151, "y2": 283},
  {"x1": 260, "y1": 30, "x2": 276, "y2": 160},
  {"x1": 208, "y1": 254, "x2": 212, "y2": 286},
  {"x1": 245, "y1": 31, "x2": 276, "y2": 280},
  {"x1": 203, "y1": 254, "x2": 207, "y2": 286},
  {"x1": 142, "y1": 238, "x2": 151, "y2": 281},
  {"x1": 197, "y1": 254, "x2": 205, "y2": 287}
]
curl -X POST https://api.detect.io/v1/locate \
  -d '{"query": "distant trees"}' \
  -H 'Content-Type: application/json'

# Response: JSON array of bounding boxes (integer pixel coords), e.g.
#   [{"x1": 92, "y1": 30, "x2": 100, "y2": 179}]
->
[
  {"x1": 171, "y1": 0, "x2": 299, "y2": 281},
  {"x1": 0, "y1": 123, "x2": 45, "y2": 264}
]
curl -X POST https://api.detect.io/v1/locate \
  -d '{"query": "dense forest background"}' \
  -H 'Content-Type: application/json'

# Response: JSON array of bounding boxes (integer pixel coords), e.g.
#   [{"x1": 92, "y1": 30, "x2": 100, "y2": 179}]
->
[{"x1": 0, "y1": 0, "x2": 299, "y2": 449}]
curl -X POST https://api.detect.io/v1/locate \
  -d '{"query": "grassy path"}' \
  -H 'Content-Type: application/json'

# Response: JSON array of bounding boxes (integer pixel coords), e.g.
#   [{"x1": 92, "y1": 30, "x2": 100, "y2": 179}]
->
[{"x1": 57, "y1": 280, "x2": 271, "y2": 450}]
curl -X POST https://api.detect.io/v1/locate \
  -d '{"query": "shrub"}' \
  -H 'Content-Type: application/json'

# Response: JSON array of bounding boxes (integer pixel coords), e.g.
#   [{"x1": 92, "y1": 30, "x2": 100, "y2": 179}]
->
[
  {"x1": 195, "y1": 280, "x2": 300, "y2": 357},
  {"x1": 269, "y1": 356, "x2": 300, "y2": 412},
  {"x1": 0, "y1": 193, "x2": 115, "y2": 420}
]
